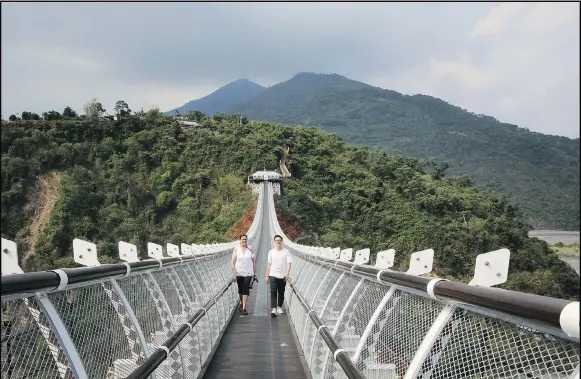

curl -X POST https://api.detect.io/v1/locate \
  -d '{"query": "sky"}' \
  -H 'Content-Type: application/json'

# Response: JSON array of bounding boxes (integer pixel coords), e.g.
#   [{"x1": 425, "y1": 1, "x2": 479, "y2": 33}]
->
[{"x1": 2, "y1": 2, "x2": 579, "y2": 138}]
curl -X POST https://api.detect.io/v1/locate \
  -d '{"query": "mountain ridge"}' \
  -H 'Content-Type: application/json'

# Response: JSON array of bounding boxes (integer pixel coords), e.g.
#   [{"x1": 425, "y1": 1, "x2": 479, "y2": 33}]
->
[
  {"x1": 165, "y1": 78, "x2": 265, "y2": 116},
  {"x1": 169, "y1": 72, "x2": 580, "y2": 230}
]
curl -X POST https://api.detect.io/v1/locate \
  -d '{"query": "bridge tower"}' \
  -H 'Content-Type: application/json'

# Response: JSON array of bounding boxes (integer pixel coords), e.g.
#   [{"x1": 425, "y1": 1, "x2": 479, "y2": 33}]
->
[{"x1": 247, "y1": 170, "x2": 283, "y2": 196}]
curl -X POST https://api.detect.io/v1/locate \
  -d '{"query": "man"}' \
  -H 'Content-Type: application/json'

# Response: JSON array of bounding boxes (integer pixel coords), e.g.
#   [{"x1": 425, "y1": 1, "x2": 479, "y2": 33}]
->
[{"x1": 265, "y1": 234, "x2": 292, "y2": 317}]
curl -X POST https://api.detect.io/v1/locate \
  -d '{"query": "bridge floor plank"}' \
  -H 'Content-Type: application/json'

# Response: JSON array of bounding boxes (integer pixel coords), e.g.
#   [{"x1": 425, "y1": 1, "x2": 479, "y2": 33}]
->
[{"x1": 202, "y1": 288, "x2": 309, "y2": 379}]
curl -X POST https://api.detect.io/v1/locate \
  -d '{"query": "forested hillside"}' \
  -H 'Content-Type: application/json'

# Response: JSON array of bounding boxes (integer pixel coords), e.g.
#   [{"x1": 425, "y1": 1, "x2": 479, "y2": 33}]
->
[
  {"x1": 1, "y1": 111, "x2": 578, "y2": 300},
  {"x1": 232, "y1": 73, "x2": 580, "y2": 231}
]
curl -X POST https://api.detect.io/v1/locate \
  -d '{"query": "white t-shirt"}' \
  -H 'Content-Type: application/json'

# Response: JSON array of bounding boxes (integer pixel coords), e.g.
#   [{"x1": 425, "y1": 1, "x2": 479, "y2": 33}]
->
[
  {"x1": 267, "y1": 248, "x2": 292, "y2": 279},
  {"x1": 235, "y1": 246, "x2": 255, "y2": 277}
]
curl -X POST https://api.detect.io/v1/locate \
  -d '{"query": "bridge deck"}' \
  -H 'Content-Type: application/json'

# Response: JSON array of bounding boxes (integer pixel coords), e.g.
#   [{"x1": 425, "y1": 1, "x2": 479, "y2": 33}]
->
[
  {"x1": 203, "y1": 206, "x2": 310, "y2": 379},
  {"x1": 202, "y1": 288, "x2": 309, "y2": 379}
]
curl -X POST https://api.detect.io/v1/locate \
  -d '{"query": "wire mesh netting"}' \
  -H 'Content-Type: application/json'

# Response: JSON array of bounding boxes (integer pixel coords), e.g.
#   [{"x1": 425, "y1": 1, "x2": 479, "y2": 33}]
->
[
  {"x1": 1, "y1": 297, "x2": 69, "y2": 379},
  {"x1": 358, "y1": 289, "x2": 444, "y2": 379},
  {"x1": 1, "y1": 250, "x2": 238, "y2": 379},
  {"x1": 2, "y1": 240, "x2": 580, "y2": 379},
  {"x1": 426, "y1": 307, "x2": 580, "y2": 379},
  {"x1": 282, "y1": 247, "x2": 580, "y2": 379},
  {"x1": 48, "y1": 281, "x2": 136, "y2": 378}
]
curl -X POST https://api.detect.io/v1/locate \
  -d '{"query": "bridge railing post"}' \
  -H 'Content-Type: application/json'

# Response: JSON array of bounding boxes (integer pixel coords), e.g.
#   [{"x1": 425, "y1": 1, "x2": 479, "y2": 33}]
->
[
  {"x1": 319, "y1": 277, "x2": 366, "y2": 377},
  {"x1": 306, "y1": 271, "x2": 345, "y2": 367},
  {"x1": 2, "y1": 238, "x2": 90, "y2": 379},
  {"x1": 296, "y1": 264, "x2": 324, "y2": 348},
  {"x1": 300, "y1": 267, "x2": 334, "y2": 347}
]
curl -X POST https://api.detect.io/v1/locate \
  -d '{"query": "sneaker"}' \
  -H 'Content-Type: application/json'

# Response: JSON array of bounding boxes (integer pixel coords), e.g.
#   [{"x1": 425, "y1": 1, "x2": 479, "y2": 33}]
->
[
  {"x1": 239, "y1": 304, "x2": 243, "y2": 312},
  {"x1": 271, "y1": 309, "x2": 277, "y2": 317},
  {"x1": 277, "y1": 307, "x2": 284, "y2": 315},
  {"x1": 242, "y1": 309, "x2": 248, "y2": 316}
]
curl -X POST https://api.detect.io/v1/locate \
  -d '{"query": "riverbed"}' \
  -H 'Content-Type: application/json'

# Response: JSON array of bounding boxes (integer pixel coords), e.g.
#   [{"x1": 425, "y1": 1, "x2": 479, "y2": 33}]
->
[
  {"x1": 528, "y1": 230, "x2": 580, "y2": 274},
  {"x1": 528, "y1": 230, "x2": 580, "y2": 244}
]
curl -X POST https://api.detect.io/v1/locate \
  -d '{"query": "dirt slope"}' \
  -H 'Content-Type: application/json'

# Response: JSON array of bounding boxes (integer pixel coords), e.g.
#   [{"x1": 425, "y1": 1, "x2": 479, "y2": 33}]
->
[
  {"x1": 227, "y1": 201, "x2": 257, "y2": 239},
  {"x1": 23, "y1": 171, "x2": 61, "y2": 264}
]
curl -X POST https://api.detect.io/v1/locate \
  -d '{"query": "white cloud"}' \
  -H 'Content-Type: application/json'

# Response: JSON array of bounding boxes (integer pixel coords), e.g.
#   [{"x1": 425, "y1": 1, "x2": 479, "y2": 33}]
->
[
  {"x1": 470, "y1": 2, "x2": 523, "y2": 37},
  {"x1": 372, "y1": 2, "x2": 579, "y2": 138}
]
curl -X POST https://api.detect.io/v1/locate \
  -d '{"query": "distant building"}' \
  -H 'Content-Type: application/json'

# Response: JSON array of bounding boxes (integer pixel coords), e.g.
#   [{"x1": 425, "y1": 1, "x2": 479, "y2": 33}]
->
[
  {"x1": 178, "y1": 120, "x2": 201, "y2": 127},
  {"x1": 100, "y1": 114, "x2": 120, "y2": 121},
  {"x1": 247, "y1": 171, "x2": 283, "y2": 196},
  {"x1": 248, "y1": 170, "x2": 282, "y2": 183}
]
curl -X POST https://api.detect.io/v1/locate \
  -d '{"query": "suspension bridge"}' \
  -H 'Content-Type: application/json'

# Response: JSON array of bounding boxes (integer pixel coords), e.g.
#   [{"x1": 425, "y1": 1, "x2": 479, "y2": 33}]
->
[{"x1": 1, "y1": 177, "x2": 580, "y2": 379}]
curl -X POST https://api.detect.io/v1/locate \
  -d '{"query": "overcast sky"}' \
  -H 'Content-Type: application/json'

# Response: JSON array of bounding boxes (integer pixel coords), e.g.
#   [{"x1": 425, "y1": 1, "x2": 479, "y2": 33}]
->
[{"x1": 2, "y1": 2, "x2": 579, "y2": 138}]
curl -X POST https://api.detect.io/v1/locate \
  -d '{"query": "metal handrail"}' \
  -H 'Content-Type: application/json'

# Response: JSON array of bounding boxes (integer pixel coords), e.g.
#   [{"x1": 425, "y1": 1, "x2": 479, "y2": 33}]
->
[
  {"x1": 126, "y1": 280, "x2": 234, "y2": 379},
  {"x1": 291, "y1": 249, "x2": 577, "y2": 337},
  {"x1": 288, "y1": 281, "x2": 365, "y2": 379},
  {"x1": 264, "y1": 182, "x2": 579, "y2": 341},
  {"x1": 1, "y1": 251, "x2": 228, "y2": 300}
]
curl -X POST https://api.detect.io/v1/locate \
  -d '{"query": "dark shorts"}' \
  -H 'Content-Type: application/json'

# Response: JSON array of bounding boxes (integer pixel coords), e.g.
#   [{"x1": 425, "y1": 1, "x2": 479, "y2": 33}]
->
[{"x1": 236, "y1": 276, "x2": 252, "y2": 296}]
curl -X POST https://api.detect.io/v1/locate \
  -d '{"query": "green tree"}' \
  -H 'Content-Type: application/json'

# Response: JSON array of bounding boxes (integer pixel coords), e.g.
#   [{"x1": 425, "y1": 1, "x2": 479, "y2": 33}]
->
[
  {"x1": 83, "y1": 98, "x2": 106, "y2": 118},
  {"x1": 186, "y1": 110, "x2": 206, "y2": 122},
  {"x1": 42, "y1": 110, "x2": 62, "y2": 121},
  {"x1": 63, "y1": 106, "x2": 78, "y2": 119},
  {"x1": 114, "y1": 100, "x2": 131, "y2": 118},
  {"x1": 1, "y1": 113, "x2": 577, "y2": 300}
]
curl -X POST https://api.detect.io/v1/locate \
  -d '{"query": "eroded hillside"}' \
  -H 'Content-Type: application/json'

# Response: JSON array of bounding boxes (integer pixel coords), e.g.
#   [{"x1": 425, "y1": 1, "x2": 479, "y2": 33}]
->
[
  {"x1": 227, "y1": 200, "x2": 304, "y2": 241},
  {"x1": 23, "y1": 171, "x2": 61, "y2": 267}
]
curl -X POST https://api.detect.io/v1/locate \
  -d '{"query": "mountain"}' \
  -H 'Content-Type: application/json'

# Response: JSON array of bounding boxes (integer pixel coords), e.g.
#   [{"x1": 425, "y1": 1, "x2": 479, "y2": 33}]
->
[
  {"x1": 231, "y1": 72, "x2": 580, "y2": 231},
  {"x1": 165, "y1": 78, "x2": 265, "y2": 116}
]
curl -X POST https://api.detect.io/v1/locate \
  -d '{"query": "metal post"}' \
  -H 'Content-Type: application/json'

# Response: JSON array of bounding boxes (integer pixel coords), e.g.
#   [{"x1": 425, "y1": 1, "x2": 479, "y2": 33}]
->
[
  {"x1": 110, "y1": 280, "x2": 152, "y2": 358},
  {"x1": 292, "y1": 262, "x2": 317, "y2": 323},
  {"x1": 320, "y1": 278, "x2": 366, "y2": 376},
  {"x1": 195, "y1": 262, "x2": 214, "y2": 349},
  {"x1": 352, "y1": 286, "x2": 397, "y2": 364},
  {"x1": 308, "y1": 272, "x2": 346, "y2": 366},
  {"x1": 298, "y1": 265, "x2": 323, "y2": 345},
  {"x1": 34, "y1": 293, "x2": 89, "y2": 379},
  {"x1": 205, "y1": 257, "x2": 226, "y2": 330},
  {"x1": 403, "y1": 304, "x2": 458, "y2": 379},
  {"x1": 300, "y1": 267, "x2": 331, "y2": 344},
  {"x1": 181, "y1": 261, "x2": 207, "y2": 368},
  {"x1": 284, "y1": 255, "x2": 310, "y2": 314}
]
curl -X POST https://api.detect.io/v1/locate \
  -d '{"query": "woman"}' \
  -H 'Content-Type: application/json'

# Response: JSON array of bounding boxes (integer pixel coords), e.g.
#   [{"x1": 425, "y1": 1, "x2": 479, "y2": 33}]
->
[{"x1": 231, "y1": 234, "x2": 255, "y2": 315}]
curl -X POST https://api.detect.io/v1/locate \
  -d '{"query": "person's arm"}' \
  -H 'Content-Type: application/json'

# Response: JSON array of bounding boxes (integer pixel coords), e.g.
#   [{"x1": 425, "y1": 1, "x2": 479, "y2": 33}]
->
[
  {"x1": 265, "y1": 250, "x2": 271, "y2": 283},
  {"x1": 249, "y1": 247, "x2": 257, "y2": 277},
  {"x1": 231, "y1": 248, "x2": 237, "y2": 281},
  {"x1": 285, "y1": 254, "x2": 292, "y2": 281},
  {"x1": 284, "y1": 251, "x2": 292, "y2": 280}
]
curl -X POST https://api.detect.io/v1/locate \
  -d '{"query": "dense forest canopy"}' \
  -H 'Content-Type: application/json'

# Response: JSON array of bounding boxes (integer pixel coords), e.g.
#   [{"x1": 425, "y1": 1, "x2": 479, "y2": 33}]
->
[{"x1": 1, "y1": 108, "x2": 578, "y2": 300}]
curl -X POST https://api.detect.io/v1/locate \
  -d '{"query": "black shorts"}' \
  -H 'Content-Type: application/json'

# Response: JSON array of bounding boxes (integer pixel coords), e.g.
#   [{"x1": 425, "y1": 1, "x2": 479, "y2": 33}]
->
[{"x1": 236, "y1": 276, "x2": 252, "y2": 296}]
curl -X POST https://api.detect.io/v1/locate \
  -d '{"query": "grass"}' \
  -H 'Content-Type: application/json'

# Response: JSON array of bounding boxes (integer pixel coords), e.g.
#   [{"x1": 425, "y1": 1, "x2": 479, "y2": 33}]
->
[{"x1": 551, "y1": 242, "x2": 580, "y2": 257}]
